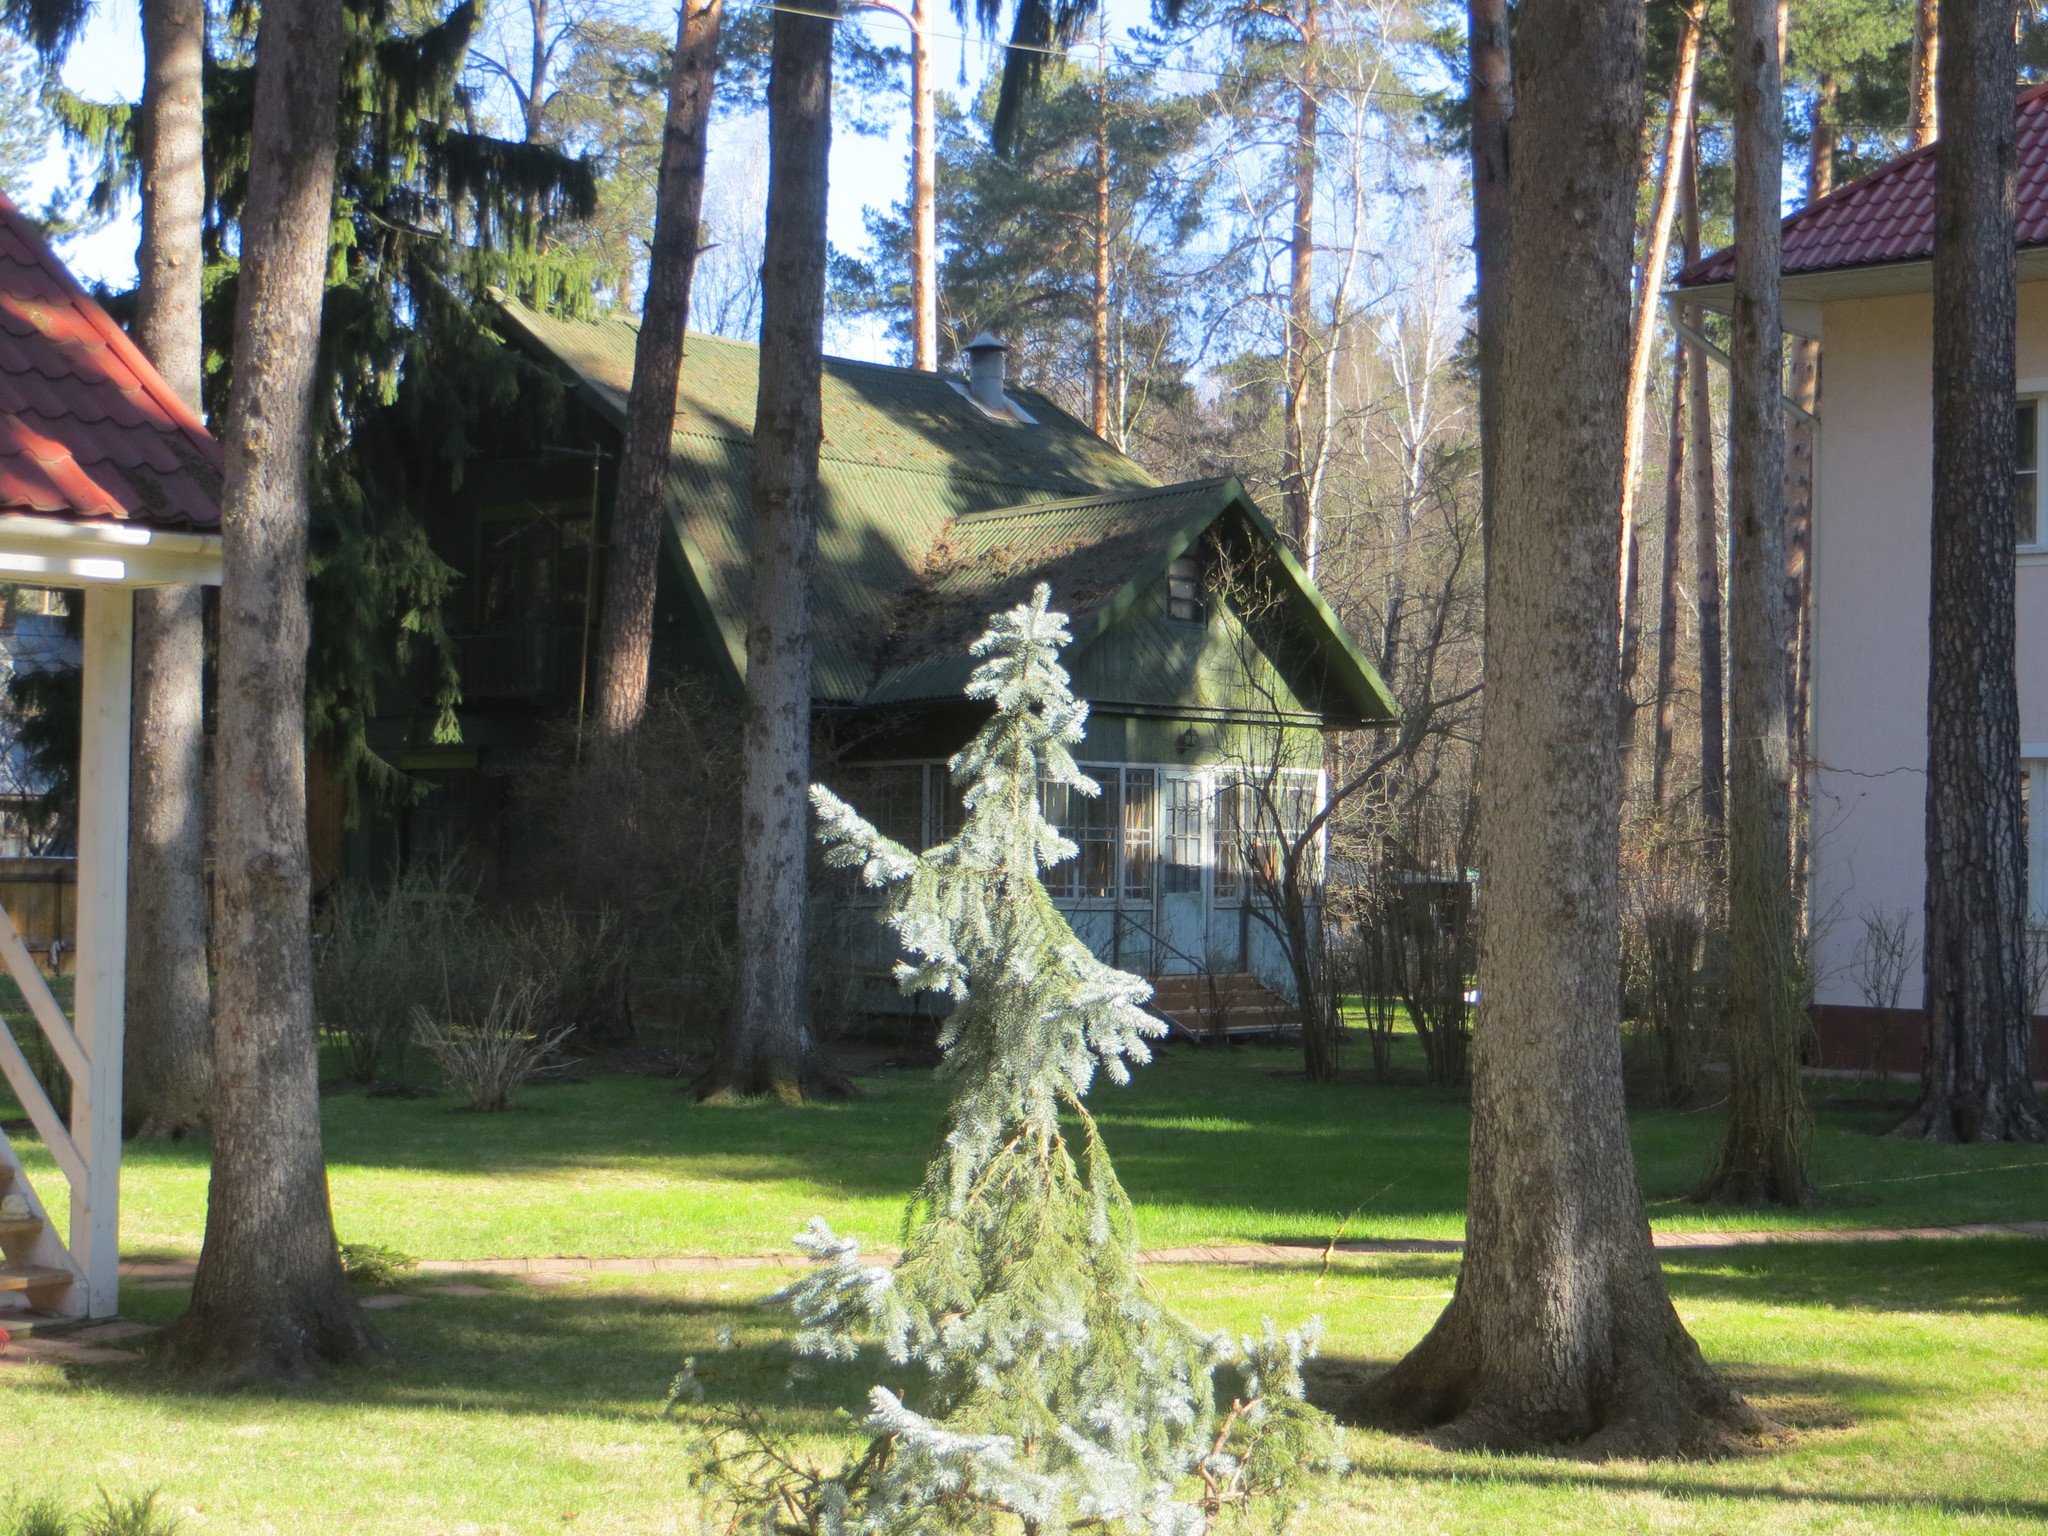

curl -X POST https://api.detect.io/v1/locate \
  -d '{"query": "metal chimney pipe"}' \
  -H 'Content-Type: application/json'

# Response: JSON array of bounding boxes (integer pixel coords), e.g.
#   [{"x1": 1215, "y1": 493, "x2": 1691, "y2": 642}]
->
[{"x1": 964, "y1": 332, "x2": 1009, "y2": 412}]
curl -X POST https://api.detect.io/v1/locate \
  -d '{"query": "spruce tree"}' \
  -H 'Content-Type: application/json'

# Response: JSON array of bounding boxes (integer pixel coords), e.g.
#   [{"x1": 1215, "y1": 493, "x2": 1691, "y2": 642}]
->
[{"x1": 713, "y1": 586, "x2": 1336, "y2": 1533}]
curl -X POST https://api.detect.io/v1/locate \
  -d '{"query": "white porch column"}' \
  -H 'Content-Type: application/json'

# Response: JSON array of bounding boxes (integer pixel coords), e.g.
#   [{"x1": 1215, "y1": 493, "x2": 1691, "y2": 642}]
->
[{"x1": 70, "y1": 586, "x2": 133, "y2": 1317}]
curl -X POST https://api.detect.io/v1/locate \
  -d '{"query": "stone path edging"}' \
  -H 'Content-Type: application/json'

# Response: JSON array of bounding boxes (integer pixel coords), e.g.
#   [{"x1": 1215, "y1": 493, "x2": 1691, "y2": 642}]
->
[{"x1": 107, "y1": 1219, "x2": 2048, "y2": 1286}]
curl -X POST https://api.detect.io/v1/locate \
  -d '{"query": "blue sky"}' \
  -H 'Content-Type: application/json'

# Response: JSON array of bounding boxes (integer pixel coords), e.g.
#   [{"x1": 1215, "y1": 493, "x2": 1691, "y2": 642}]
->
[{"x1": 22, "y1": 0, "x2": 1167, "y2": 363}]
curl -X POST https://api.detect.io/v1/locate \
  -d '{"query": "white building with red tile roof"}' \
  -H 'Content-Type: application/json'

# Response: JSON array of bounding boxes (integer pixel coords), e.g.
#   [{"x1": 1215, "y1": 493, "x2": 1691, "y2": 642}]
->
[{"x1": 1676, "y1": 87, "x2": 2048, "y2": 1071}]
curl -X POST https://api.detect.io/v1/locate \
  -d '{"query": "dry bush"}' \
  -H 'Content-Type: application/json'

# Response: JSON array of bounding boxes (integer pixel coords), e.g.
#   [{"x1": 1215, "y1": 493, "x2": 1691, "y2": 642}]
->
[
  {"x1": 316, "y1": 864, "x2": 625, "y2": 1084},
  {"x1": 315, "y1": 862, "x2": 478, "y2": 1083},
  {"x1": 1851, "y1": 906, "x2": 1916, "y2": 1085},
  {"x1": 411, "y1": 982, "x2": 574, "y2": 1112},
  {"x1": 507, "y1": 686, "x2": 743, "y2": 1050},
  {"x1": 1620, "y1": 818, "x2": 1718, "y2": 1108}
]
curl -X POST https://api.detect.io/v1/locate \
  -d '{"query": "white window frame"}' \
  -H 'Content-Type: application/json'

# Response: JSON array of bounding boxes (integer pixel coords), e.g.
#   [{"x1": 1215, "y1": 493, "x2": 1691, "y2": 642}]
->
[
  {"x1": 2026, "y1": 757, "x2": 2048, "y2": 925},
  {"x1": 2014, "y1": 383, "x2": 2048, "y2": 553}
]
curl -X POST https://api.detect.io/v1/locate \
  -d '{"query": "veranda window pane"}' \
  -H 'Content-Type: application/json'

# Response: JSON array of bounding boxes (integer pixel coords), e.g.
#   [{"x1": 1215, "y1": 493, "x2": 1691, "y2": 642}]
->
[
  {"x1": 1163, "y1": 775, "x2": 1205, "y2": 894},
  {"x1": 1213, "y1": 777, "x2": 1242, "y2": 902},
  {"x1": 1123, "y1": 769, "x2": 1156, "y2": 898}
]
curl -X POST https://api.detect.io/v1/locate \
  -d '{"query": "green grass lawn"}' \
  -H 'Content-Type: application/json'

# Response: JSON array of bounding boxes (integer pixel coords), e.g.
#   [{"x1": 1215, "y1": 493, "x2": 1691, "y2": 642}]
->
[
  {"x1": 9, "y1": 1041, "x2": 2048, "y2": 1532},
  {"x1": 10, "y1": 1042, "x2": 2048, "y2": 1262},
  {"x1": 7, "y1": 1241, "x2": 2047, "y2": 1533}
]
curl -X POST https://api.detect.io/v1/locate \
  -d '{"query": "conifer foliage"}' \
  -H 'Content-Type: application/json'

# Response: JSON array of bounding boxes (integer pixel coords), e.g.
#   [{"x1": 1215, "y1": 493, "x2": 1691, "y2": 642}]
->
[{"x1": 689, "y1": 586, "x2": 1337, "y2": 1534}]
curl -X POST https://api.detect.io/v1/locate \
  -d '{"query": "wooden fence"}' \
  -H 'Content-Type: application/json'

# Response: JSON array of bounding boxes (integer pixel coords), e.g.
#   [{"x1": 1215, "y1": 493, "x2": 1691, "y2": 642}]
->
[{"x1": 0, "y1": 857, "x2": 75, "y2": 975}]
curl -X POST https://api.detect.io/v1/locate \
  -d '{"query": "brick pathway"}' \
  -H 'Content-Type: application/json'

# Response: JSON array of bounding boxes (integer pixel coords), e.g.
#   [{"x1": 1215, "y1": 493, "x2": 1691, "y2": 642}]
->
[{"x1": 96, "y1": 1218, "x2": 2048, "y2": 1287}]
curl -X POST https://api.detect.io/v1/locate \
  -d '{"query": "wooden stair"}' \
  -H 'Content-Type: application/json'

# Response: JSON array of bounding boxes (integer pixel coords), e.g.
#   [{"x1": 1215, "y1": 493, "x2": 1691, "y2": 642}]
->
[
  {"x1": 1147, "y1": 972, "x2": 1299, "y2": 1040},
  {"x1": 0, "y1": 1153, "x2": 79, "y2": 1332}
]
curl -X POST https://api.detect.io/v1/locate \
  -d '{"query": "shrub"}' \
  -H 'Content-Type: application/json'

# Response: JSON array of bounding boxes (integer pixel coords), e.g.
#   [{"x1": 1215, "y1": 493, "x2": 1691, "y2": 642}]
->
[
  {"x1": 80, "y1": 1491, "x2": 177, "y2": 1536},
  {"x1": 339, "y1": 1242, "x2": 418, "y2": 1287},
  {"x1": 411, "y1": 982, "x2": 573, "y2": 1111},
  {"x1": 314, "y1": 862, "x2": 479, "y2": 1083},
  {"x1": 2, "y1": 1492, "x2": 73, "y2": 1536}
]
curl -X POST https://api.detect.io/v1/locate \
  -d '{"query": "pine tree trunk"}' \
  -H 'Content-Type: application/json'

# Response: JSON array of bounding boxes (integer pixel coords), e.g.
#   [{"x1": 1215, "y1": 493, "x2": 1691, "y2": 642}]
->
[
  {"x1": 1695, "y1": 0, "x2": 1810, "y2": 1206},
  {"x1": 1090, "y1": 65, "x2": 1111, "y2": 440},
  {"x1": 699, "y1": 0, "x2": 847, "y2": 1106},
  {"x1": 1618, "y1": 14, "x2": 1702, "y2": 689},
  {"x1": 1785, "y1": 83, "x2": 1833, "y2": 940},
  {"x1": 158, "y1": 0, "x2": 385, "y2": 1382},
  {"x1": 909, "y1": 0, "x2": 938, "y2": 371},
  {"x1": 125, "y1": 0, "x2": 213, "y2": 1140},
  {"x1": 1898, "y1": 0, "x2": 2047, "y2": 1144},
  {"x1": 1279, "y1": 3, "x2": 1319, "y2": 561},
  {"x1": 1468, "y1": 0, "x2": 1511, "y2": 552},
  {"x1": 588, "y1": 0, "x2": 725, "y2": 743},
  {"x1": 1354, "y1": 0, "x2": 1760, "y2": 1453},
  {"x1": 1684, "y1": 124, "x2": 1726, "y2": 832},
  {"x1": 1651, "y1": 339, "x2": 1688, "y2": 807},
  {"x1": 1910, "y1": 0, "x2": 1940, "y2": 150}
]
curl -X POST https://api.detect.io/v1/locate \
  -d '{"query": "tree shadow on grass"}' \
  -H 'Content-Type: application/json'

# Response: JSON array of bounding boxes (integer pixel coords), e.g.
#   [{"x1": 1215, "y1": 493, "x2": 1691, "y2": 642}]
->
[
  {"x1": 1659, "y1": 1238, "x2": 2048, "y2": 1318},
  {"x1": 21, "y1": 1278, "x2": 901, "y2": 1435}
]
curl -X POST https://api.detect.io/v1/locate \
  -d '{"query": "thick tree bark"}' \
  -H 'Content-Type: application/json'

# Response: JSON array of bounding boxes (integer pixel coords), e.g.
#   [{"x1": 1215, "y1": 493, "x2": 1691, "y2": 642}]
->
[
  {"x1": 1353, "y1": 0, "x2": 1759, "y2": 1454},
  {"x1": 1279, "y1": 1, "x2": 1319, "y2": 562},
  {"x1": 1684, "y1": 121, "x2": 1726, "y2": 832},
  {"x1": 1468, "y1": 0, "x2": 1511, "y2": 556},
  {"x1": 587, "y1": 0, "x2": 725, "y2": 743},
  {"x1": 157, "y1": 0, "x2": 384, "y2": 1382},
  {"x1": 1651, "y1": 339, "x2": 1688, "y2": 807},
  {"x1": 1899, "y1": 0, "x2": 2047, "y2": 1143},
  {"x1": 699, "y1": 0, "x2": 848, "y2": 1105},
  {"x1": 1910, "y1": 0, "x2": 1940, "y2": 150},
  {"x1": 1618, "y1": 14, "x2": 1702, "y2": 689},
  {"x1": 1696, "y1": 0, "x2": 1810, "y2": 1206},
  {"x1": 908, "y1": 0, "x2": 937, "y2": 371},
  {"x1": 124, "y1": 0, "x2": 213, "y2": 1140}
]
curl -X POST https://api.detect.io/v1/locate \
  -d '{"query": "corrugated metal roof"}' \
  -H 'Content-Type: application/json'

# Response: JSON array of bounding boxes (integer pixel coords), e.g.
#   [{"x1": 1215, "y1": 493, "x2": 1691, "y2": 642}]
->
[
  {"x1": 1680, "y1": 83, "x2": 2048, "y2": 286},
  {"x1": 497, "y1": 299, "x2": 1156, "y2": 701},
  {"x1": 0, "y1": 192, "x2": 221, "y2": 530},
  {"x1": 495, "y1": 302, "x2": 1395, "y2": 724}
]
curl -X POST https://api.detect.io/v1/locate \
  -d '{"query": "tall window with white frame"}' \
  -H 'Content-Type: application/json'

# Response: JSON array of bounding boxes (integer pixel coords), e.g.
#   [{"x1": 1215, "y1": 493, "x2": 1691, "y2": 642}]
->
[{"x1": 2019, "y1": 400, "x2": 2040, "y2": 547}]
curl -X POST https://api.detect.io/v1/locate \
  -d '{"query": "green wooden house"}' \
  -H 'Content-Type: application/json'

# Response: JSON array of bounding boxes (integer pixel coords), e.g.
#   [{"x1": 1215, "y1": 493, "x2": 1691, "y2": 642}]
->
[{"x1": 373, "y1": 299, "x2": 1396, "y2": 989}]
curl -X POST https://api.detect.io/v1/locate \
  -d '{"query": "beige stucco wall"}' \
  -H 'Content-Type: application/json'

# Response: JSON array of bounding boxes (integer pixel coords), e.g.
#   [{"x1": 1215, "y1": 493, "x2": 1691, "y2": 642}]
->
[{"x1": 1810, "y1": 282, "x2": 2048, "y2": 1006}]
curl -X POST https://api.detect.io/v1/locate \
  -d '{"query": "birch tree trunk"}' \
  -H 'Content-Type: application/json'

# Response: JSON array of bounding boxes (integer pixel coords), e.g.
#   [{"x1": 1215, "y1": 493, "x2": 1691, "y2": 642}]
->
[
  {"x1": 1898, "y1": 0, "x2": 2047, "y2": 1143},
  {"x1": 699, "y1": 0, "x2": 848, "y2": 1105},
  {"x1": 1618, "y1": 14, "x2": 1702, "y2": 688},
  {"x1": 1279, "y1": 0, "x2": 1319, "y2": 560},
  {"x1": 124, "y1": 0, "x2": 213, "y2": 1140},
  {"x1": 1696, "y1": 0, "x2": 1809, "y2": 1205},
  {"x1": 1355, "y1": 0, "x2": 1760, "y2": 1452},
  {"x1": 158, "y1": 0, "x2": 385, "y2": 1382},
  {"x1": 588, "y1": 0, "x2": 725, "y2": 742},
  {"x1": 1684, "y1": 122, "x2": 1726, "y2": 832}
]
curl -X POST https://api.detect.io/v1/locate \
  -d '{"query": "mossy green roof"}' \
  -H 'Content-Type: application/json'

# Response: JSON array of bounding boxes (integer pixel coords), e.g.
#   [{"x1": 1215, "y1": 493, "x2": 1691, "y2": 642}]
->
[{"x1": 494, "y1": 300, "x2": 1395, "y2": 726}]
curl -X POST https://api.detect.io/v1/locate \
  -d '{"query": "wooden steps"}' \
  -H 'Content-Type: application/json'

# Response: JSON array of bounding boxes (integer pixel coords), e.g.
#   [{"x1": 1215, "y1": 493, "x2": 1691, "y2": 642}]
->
[
  {"x1": 1147, "y1": 972, "x2": 1299, "y2": 1039},
  {"x1": 0, "y1": 1153, "x2": 79, "y2": 1324}
]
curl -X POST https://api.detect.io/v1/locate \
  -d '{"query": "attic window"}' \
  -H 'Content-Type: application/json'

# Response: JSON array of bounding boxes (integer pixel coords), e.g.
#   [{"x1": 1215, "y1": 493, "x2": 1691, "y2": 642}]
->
[{"x1": 1165, "y1": 551, "x2": 1205, "y2": 625}]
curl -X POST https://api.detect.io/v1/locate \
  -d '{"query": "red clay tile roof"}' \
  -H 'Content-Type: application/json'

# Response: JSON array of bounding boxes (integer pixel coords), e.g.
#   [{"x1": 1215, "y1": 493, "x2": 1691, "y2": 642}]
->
[
  {"x1": 0, "y1": 191, "x2": 221, "y2": 531},
  {"x1": 1679, "y1": 82, "x2": 2048, "y2": 287}
]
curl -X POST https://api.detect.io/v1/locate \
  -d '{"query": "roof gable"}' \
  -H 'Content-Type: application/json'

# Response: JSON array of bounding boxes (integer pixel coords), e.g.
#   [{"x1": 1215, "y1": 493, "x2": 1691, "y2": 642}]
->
[
  {"x1": 0, "y1": 192, "x2": 222, "y2": 530},
  {"x1": 1681, "y1": 83, "x2": 2048, "y2": 286}
]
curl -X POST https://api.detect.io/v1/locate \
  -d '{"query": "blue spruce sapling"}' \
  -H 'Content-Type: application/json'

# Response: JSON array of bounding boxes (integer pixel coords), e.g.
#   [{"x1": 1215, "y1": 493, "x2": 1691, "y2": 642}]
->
[{"x1": 709, "y1": 586, "x2": 1339, "y2": 1535}]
